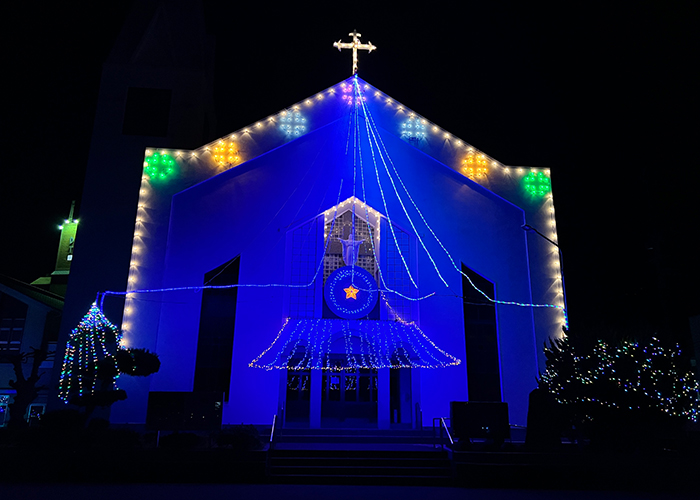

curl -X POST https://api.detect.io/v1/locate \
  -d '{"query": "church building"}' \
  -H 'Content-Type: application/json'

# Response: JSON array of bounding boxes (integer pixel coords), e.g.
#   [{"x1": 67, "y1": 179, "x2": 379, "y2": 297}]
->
[
  {"x1": 104, "y1": 74, "x2": 566, "y2": 429},
  {"x1": 50, "y1": 4, "x2": 564, "y2": 430}
]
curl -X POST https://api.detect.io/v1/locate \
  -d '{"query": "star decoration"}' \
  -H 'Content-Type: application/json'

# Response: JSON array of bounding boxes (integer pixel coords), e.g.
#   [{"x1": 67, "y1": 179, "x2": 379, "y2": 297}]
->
[{"x1": 343, "y1": 285, "x2": 359, "y2": 300}]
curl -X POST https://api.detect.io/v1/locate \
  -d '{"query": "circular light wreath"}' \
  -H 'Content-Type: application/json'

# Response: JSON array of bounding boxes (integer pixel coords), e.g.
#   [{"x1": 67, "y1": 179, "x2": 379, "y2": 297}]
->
[{"x1": 324, "y1": 266, "x2": 378, "y2": 319}]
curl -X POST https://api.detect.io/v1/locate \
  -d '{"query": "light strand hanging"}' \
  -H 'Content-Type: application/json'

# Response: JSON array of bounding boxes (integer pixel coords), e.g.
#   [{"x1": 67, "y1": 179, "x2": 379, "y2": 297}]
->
[
  {"x1": 354, "y1": 76, "x2": 567, "y2": 321},
  {"x1": 249, "y1": 318, "x2": 460, "y2": 370},
  {"x1": 58, "y1": 303, "x2": 122, "y2": 403}
]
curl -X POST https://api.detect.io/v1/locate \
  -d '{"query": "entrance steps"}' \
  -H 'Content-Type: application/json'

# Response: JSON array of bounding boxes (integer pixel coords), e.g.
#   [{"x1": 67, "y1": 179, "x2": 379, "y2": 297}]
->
[{"x1": 268, "y1": 428, "x2": 453, "y2": 485}]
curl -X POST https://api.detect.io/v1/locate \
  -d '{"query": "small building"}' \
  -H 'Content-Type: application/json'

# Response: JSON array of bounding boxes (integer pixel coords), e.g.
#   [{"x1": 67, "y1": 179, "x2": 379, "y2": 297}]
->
[{"x1": 0, "y1": 275, "x2": 61, "y2": 426}]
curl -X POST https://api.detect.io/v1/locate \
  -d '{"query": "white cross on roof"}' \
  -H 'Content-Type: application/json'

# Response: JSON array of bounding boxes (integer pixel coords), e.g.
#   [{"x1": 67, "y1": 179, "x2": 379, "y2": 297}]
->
[{"x1": 333, "y1": 30, "x2": 376, "y2": 75}]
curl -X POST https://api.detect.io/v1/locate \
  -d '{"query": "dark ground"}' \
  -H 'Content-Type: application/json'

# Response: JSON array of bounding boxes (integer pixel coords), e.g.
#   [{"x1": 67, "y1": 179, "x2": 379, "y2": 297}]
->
[{"x1": 2, "y1": 483, "x2": 696, "y2": 500}]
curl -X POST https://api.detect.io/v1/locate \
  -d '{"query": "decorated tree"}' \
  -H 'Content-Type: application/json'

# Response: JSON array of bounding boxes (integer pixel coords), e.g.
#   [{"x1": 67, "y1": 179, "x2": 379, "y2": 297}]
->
[
  {"x1": 58, "y1": 303, "x2": 160, "y2": 419},
  {"x1": 539, "y1": 329, "x2": 699, "y2": 446}
]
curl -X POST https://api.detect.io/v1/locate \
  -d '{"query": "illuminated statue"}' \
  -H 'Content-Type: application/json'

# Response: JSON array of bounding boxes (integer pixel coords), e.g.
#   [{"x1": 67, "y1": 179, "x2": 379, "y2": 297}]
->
[{"x1": 338, "y1": 233, "x2": 364, "y2": 266}]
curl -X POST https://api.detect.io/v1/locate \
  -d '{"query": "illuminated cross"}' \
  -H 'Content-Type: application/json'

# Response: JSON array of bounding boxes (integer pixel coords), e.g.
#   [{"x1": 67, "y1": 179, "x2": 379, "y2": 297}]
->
[{"x1": 333, "y1": 30, "x2": 376, "y2": 75}]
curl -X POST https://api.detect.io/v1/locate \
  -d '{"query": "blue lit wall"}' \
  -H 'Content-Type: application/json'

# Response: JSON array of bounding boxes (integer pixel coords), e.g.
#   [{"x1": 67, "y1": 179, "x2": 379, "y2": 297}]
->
[{"x1": 110, "y1": 77, "x2": 564, "y2": 427}]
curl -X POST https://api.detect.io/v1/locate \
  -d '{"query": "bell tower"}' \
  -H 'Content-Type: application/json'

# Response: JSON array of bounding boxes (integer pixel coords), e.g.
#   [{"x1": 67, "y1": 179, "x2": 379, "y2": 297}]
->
[
  {"x1": 50, "y1": 0, "x2": 217, "y2": 413},
  {"x1": 31, "y1": 201, "x2": 78, "y2": 297}
]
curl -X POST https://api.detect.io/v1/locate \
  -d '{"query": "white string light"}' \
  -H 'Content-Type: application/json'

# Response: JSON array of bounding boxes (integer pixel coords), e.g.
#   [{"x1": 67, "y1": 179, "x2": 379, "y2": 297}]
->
[
  {"x1": 249, "y1": 318, "x2": 460, "y2": 370},
  {"x1": 354, "y1": 76, "x2": 567, "y2": 321}
]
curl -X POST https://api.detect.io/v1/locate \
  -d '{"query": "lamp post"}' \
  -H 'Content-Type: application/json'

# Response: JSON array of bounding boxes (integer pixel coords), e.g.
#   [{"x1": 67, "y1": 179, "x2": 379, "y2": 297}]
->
[{"x1": 521, "y1": 224, "x2": 568, "y2": 323}]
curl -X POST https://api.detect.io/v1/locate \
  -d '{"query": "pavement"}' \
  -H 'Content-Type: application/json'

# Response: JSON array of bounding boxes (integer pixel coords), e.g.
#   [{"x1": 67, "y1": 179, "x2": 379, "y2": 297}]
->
[{"x1": 3, "y1": 483, "x2": 696, "y2": 500}]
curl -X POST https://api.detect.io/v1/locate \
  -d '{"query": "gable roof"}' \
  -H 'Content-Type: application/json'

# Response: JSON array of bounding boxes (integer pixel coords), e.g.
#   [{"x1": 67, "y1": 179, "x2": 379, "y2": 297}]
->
[
  {"x1": 199, "y1": 76, "x2": 503, "y2": 181},
  {"x1": 0, "y1": 274, "x2": 64, "y2": 311},
  {"x1": 143, "y1": 76, "x2": 554, "y2": 214}
]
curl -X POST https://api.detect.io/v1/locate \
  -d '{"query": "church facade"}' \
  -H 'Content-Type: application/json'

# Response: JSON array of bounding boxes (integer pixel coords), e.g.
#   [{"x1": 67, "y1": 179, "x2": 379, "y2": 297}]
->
[{"x1": 108, "y1": 76, "x2": 565, "y2": 428}]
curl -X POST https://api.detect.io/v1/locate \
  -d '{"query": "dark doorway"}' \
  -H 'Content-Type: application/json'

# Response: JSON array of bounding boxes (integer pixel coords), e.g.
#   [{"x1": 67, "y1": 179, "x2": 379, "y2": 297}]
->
[
  {"x1": 461, "y1": 263, "x2": 502, "y2": 402},
  {"x1": 285, "y1": 364, "x2": 311, "y2": 425},
  {"x1": 390, "y1": 367, "x2": 412, "y2": 427},
  {"x1": 194, "y1": 256, "x2": 240, "y2": 402}
]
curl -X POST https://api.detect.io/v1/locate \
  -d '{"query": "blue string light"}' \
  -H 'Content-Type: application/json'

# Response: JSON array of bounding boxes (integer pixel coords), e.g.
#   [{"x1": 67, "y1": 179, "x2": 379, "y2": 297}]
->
[
  {"x1": 354, "y1": 79, "x2": 418, "y2": 289},
  {"x1": 249, "y1": 317, "x2": 461, "y2": 370},
  {"x1": 102, "y1": 179, "x2": 344, "y2": 304},
  {"x1": 354, "y1": 77, "x2": 450, "y2": 288},
  {"x1": 351, "y1": 84, "x2": 435, "y2": 302},
  {"x1": 355, "y1": 79, "x2": 567, "y2": 319}
]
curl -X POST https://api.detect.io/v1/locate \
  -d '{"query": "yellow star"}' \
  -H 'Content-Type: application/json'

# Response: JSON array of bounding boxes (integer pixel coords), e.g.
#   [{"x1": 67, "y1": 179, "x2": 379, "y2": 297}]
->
[{"x1": 343, "y1": 285, "x2": 359, "y2": 300}]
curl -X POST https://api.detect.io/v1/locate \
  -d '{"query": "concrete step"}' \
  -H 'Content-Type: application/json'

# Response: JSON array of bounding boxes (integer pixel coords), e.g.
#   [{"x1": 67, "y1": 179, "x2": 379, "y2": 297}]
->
[
  {"x1": 271, "y1": 447, "x2": 447, "y2": 458},
  {"x1": 267, "y1": 473, "x2": 452, "y2": 486},
  {"x1": 267, "y1": 444, "x2": 453, "y2": 484},
  {"x1": 279, "y1": 427, "x2": 435, "y2": 436},
  {"x1": 274, "y1": 428, "x2": 447, "y2": 447},
  {"x1": 271, "y1": 464, "x2": 451, "y2": 476},
  {"x1": 275, "y1": 434, "x2": 441, "y2": 445}
]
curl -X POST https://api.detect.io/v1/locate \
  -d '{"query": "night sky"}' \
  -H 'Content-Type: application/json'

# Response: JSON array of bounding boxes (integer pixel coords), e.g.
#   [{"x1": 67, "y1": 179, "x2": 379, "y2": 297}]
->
[{"x1": 4, "y1": 1, "x2": 698, "y2": 343}]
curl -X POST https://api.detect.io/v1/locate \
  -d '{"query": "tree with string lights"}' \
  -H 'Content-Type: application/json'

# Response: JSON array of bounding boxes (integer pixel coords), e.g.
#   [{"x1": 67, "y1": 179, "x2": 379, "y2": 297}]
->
[
  {"x1": 538, "y1": 329, "x2": 699, "y2": 448},
  {"x1": 58, "y1": 303, "x2": 160, "y2": 421}
]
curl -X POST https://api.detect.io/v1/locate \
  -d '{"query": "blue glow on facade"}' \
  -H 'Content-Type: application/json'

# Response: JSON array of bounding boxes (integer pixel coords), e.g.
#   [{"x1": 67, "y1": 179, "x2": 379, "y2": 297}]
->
[{"x1": 102, "y1": 77, "x2": 565, "y2": 428}]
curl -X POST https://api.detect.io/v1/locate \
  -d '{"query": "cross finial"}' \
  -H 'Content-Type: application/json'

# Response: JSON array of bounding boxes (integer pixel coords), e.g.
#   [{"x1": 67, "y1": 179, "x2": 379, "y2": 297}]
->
[{"x1": 333, "y1": 30, "x2": 376, "y2": 75}]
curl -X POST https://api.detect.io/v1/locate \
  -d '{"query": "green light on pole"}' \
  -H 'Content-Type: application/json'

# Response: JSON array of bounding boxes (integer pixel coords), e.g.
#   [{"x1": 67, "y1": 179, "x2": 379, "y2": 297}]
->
[
  {"x1": 144, "y1": 152, "x2": 176, "y2": 181},
  {"x1": 522, "y1": 171, "x2": 551, "y2": 198}
]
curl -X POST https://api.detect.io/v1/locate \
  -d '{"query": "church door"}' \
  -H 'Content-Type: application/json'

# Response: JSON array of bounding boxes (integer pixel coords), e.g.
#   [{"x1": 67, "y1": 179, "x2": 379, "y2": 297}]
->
[
  {"x1": 285, "y1": 368, "x2": 311, "y2": 426},
  {"x1": 321, "y1": 357, "x2": 377, "y2": 427}
]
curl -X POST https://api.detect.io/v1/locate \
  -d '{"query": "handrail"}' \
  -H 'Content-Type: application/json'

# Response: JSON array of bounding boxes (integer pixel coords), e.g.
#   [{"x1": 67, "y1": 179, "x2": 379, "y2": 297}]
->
[
  {"x1": 433, "y1": 416, "x2": 454, "y2": 449},
  {"x1": 266, "y1": 413, "x2": 278, "y2": 476},
  {"x1": 270, "y1": 414, "x2": 277, "y2": 446},
  {"x1": 440, "y1": 417, "x2": 454, "y2": 446}
]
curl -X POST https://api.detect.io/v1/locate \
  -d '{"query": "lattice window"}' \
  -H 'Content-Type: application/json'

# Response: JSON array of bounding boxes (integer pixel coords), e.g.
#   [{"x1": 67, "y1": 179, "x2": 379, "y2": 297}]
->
[
  {"x1": 384, "y1": 225, "x2": 412, "y2": 322},
  {"x1": 323, "y1": 210, "x2": 378, "y2": 284}
]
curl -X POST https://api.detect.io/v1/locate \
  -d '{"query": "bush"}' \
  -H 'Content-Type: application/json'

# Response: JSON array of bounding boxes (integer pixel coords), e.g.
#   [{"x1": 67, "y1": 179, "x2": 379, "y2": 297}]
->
[
  {"x1": 40, "y1": 409, "x2": 85, "y2": 430},
  {"x1": 539, "y1": 330, "x2": 699, "y2": 449},
  {"x1": 212, "y1": 425, "x2": 263, "y2": 450},
  {"x1": 158, "y1": 431, "x2": 201, "y2": 450},
  {"x1": 115, "y1": 348, "x2": 161, "y2": 377}
]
